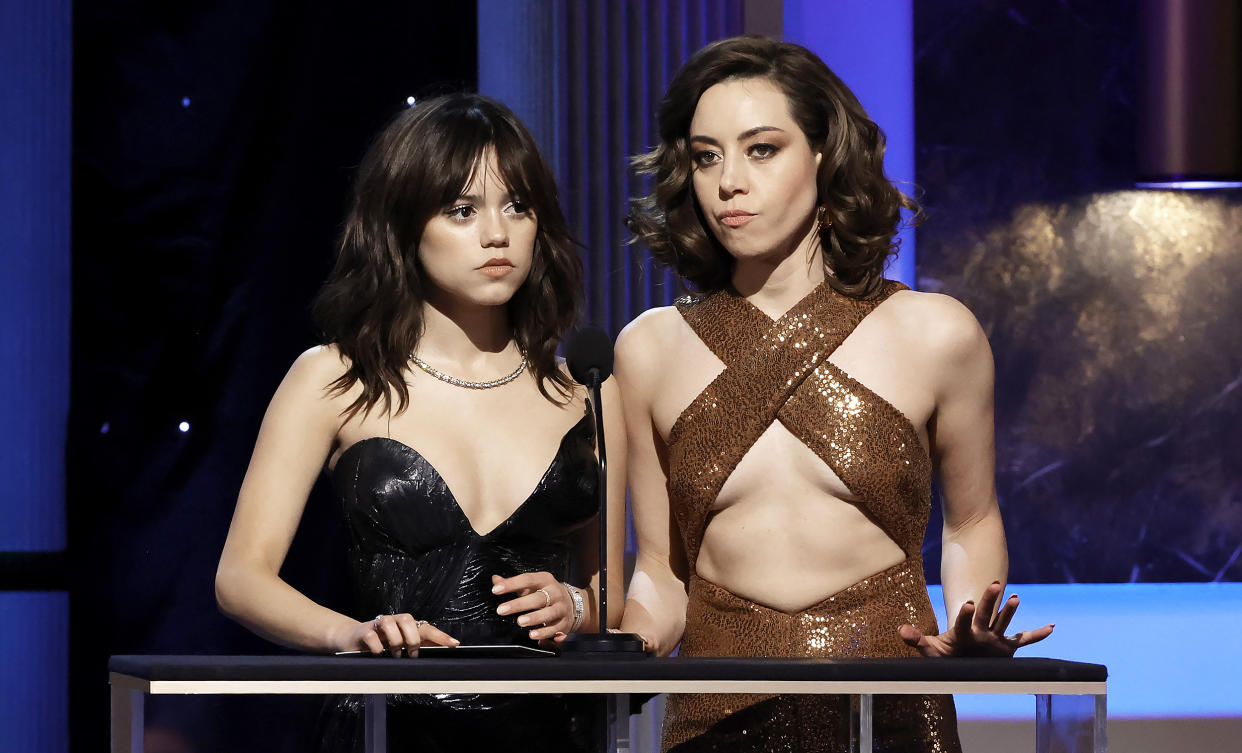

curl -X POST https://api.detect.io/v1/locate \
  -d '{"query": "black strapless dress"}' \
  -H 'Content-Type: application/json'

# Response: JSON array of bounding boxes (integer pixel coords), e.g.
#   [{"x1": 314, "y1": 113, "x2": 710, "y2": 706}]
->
[{"x1": 314, "y1": 411, "x2": 600, "y2": 753}]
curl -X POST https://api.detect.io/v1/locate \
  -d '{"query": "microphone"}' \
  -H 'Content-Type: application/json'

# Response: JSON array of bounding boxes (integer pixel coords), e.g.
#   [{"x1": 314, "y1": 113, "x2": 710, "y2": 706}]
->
[
  {"x1": 559, "y1": 327, "x2": 646, "y2": 658},
  {"x1": 566, "y1": 326, "x2": 614, "y2": 386}
]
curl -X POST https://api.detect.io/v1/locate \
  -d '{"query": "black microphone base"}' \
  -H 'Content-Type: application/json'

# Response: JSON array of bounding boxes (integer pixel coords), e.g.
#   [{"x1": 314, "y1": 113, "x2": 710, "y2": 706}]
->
[{"x1": 558, "y1": 632, "x2": 650, "y2": 657}]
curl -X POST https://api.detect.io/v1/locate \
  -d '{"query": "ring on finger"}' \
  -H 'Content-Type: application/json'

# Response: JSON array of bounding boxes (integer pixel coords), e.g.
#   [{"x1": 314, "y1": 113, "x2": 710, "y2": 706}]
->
[
  {"x1": 373, "y1": 614, "x2": 386, "y2": 627},
  {"x1": 536, "y1": 587, "x2": 551, "y2": 608}
]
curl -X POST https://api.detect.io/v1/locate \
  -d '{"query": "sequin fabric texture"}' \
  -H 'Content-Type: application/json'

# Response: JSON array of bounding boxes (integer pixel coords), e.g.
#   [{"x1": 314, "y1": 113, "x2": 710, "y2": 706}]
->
[
  {"x1": 662, "y1": 281, "x2": 961, "y2": 753},
  {"x1": 315, "y1": 410, "x2": 600, "y2": 753}
]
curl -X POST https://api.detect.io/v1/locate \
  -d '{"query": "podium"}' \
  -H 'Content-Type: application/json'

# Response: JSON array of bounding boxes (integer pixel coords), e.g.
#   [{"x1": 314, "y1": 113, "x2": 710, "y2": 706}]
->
[{"x1": 109, "y1": 655, "x2": 1106, "y2": 753}]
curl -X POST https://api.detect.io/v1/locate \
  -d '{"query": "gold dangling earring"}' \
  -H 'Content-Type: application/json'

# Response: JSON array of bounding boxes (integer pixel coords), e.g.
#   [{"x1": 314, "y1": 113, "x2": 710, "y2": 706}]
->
[
  {"x1": 816, "y1": 206, "x2": 837, "y2": 278},
  {"x1": 816, "y1": 205, "x2": 832, "y2": 232}
]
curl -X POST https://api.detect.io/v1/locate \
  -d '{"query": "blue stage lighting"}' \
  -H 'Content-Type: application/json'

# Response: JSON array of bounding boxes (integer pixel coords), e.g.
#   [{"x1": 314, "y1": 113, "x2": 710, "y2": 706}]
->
[
  {"x1": 1135, "y1": 180, "x2": 1242, "y2": 190},
  {"x1": 929, "y1": 582, "x2": 1242, "y2": 719}
]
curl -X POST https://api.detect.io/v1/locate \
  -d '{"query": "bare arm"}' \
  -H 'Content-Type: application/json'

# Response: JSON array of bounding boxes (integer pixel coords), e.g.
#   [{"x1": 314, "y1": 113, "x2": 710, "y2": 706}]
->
[
  {"x1": 901, "y1": 295, "x2": 1051, "y2": 655},
  {"x1": 928, "y1": 298, "x2": 1008, "y2": 616},
  {"x1": 215, "y1": 347, "x2": 385, "y2": 653},
  {"x1": 615, "y1": 313, "x2": 689, "y2": 656}
]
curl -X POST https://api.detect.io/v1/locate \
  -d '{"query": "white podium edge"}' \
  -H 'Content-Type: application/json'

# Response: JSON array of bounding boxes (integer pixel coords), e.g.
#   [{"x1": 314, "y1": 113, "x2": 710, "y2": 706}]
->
[{"x1": 109, "y1": 671, "x2": 1106, "y2": 696}]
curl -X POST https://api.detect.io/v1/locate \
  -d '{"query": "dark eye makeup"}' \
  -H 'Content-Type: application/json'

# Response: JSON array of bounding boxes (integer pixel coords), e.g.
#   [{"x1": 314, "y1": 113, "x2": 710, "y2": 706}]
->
[
  {"x1": 691, "y1": 149, "x2": 721, "y2": 167},
  {"x1": 748, "y1": 142, "x2": 779, "y2": 159}
]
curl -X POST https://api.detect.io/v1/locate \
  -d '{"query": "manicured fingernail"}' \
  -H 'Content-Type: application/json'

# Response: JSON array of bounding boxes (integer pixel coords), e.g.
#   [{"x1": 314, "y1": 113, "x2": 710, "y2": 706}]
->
[
  {"x1": 517, "y1": 616, "x2": 528, "y2": 626},
  {"x1": 492, "y1": 585, "x2": 504, "y2": 594},
  {"x1": 496, "y1": 605, "x2": 509, "y2": 615},
  {"x1": 965, "y1": 600, "x2": 975, "y2": 606},
  {"x1": 529, "y1": 631, "x2": 538, "y2": 639},
  {"x1": 555, "y1": 631, "x2": 566, "y2": 638},
  {"x1": 452, "y1": 639, "x2": 461, "y2": 645}
]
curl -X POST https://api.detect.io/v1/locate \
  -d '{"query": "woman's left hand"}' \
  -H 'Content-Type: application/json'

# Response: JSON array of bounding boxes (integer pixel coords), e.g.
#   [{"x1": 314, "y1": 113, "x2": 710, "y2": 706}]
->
[
  {"x1": 492, "y1": 572, "x2": 575, "y2": 642},
  {"x1": 899, "y1": 581, "x2": 1054, "y2": 657}
]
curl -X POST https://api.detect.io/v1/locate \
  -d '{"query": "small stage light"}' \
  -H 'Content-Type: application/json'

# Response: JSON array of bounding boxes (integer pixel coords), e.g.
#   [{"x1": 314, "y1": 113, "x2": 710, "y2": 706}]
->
[
  {"x1": 178, "y1": 421, "x2": 190, "y2": 433},
  {"x1": 1135, "y1": 180, "x2": 1242, "y2": 190},
  {"x1": 1138, "y1": 3, "x2": 1241, "y2": 190},
  {"x1": 181, "y1": 97, "x2": 191, "y2": 108},
  {"x1": 406, "y1": 96, "x2": 417, "y2": 106}
]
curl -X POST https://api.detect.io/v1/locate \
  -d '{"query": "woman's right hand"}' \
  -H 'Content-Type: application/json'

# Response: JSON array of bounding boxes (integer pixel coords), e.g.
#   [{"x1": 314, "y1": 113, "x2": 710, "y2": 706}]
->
[{"x1": 337, "y1": 614, "x2": 460, "y2": 656}]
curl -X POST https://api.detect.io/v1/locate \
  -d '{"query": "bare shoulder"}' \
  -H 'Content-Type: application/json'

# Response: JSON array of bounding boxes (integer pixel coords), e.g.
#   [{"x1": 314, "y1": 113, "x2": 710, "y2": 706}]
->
[
  {"x1": 882, "y1": 289, "x2": 990, "y2": 365},
  {"x1": 277, "y1": 345, "x2": 358, "y2": 419},
  {"x1": 287, "y1": 345, "x2": 351, "y2": 390},
  {"x1": 615, "y1": 305, "x2": 684, "y2": 371}
]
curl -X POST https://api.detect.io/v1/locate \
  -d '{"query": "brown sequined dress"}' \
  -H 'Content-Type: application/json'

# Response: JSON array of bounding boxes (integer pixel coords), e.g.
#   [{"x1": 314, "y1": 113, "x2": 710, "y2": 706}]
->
[{"x1": 661, "y1": 280, "x2": 962, "y2": 753}]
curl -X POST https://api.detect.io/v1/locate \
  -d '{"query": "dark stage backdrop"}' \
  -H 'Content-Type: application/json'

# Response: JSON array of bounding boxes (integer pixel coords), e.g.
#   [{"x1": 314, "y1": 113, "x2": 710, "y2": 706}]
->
[
  {"x1": 67, "y1": 0, "x2": 1242, "y2": 749},
  {"x1": 69, "y1": 3, "x2": 475, "y2": 750},
  {"x1": 70, "y1": 2, "x2": 748, "y2": 748},
  {"x1": 480, "y1": 0, "x2": 746, "y2": 334},
  {"x1": 913, "y1": 0, "x2": 1242, "y2": 584}
]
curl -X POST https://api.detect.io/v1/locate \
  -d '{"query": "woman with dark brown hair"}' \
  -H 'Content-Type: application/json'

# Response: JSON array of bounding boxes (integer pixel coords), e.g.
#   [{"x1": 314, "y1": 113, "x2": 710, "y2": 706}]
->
[
  {"x1": 215, "y1": 93, "x2": 624, "y2": 752},
  {"x1": 617, "y1": 36, "x2": 1051, "y2": 752}
]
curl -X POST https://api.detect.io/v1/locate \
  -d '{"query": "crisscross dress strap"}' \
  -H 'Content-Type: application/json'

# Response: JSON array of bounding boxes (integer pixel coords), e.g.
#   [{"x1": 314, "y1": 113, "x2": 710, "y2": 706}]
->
[{"x1": 667, "y1": 280, "x2": 929, "y2": 571}]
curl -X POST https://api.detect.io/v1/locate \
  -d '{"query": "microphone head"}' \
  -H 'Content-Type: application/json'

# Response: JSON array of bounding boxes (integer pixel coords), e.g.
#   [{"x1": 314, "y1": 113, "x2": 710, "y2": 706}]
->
[{"x1": 565, "y1": 326, "x2": 614, "y2": 385}]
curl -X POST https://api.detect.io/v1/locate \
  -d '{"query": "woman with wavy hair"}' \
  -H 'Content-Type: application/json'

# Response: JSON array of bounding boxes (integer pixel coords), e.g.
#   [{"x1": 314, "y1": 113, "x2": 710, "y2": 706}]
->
[
  {"x1": 215, "y1": 93, "x2": 624, "y2": 752},
  {"x1": 617, "y1": 36, "x2": 1051, "y2": 752}
]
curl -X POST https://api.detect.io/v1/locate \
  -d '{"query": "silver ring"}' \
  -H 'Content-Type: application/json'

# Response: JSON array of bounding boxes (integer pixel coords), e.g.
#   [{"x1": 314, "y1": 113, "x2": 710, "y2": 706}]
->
[
  {"x1": 537, "y1": 587, "x2": 551, "y2": 608},
  {"x1": 414, "y1": 619, "x2": 427, "y2": 630},
  {"x1": 373, "y1": 614, "x2": 385, "y2": 626}
]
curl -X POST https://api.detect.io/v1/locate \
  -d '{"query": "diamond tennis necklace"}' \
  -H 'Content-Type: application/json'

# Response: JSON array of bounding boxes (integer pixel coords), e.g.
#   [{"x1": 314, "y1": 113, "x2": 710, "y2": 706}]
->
[{"x1": 410, "y1": 354, "x2": 528, "y2": 389}]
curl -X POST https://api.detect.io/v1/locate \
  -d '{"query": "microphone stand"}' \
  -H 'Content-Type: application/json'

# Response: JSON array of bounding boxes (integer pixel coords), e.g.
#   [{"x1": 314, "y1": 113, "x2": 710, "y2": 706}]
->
[
  {"x1": 558, "y1": 364, "x2": 647, "y2": 657},
  {"x1": 558, "y1": 334, "x2": 649, "y2": 753}
]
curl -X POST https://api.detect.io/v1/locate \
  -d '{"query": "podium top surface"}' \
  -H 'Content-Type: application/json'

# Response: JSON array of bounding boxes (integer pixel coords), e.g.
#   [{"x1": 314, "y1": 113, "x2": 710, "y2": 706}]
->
[{"x1": 109, "y1": 654, "x2": 1106, "y2": 685}]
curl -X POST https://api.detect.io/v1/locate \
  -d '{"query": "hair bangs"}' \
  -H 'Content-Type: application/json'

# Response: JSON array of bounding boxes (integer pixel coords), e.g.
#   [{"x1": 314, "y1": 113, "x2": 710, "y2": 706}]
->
[
  {"x1": 425, "y1": 105, "x2": 501, "y2": 210},
  {"x1": 486, "y1": 119, "x2": 549, "y2": 219}
]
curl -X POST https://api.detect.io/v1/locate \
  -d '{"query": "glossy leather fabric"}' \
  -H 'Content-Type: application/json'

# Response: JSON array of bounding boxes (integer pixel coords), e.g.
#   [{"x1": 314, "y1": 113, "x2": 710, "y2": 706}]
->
[{"x1": 316, "y1": 410, "x2": 600, "y2": 752}]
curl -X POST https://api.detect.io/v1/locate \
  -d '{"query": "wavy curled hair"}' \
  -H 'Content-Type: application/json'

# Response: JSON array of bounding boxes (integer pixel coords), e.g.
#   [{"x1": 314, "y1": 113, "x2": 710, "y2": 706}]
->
[
  {"x1": 313, "y1": 94, "x2": 582, "y2": 419},
  {"x1": 628, "y1": 35, "x2": 920, "y2": 298}
]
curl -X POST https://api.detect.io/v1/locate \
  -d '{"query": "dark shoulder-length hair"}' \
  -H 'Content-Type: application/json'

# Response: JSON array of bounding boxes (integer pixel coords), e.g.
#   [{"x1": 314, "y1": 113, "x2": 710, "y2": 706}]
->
[
  {"x1": 628, "y1": 35, "x2": 920, "y2": 298},
  {"x1": 313, "y1": 93, "x2": 582, "y2": 419}
]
